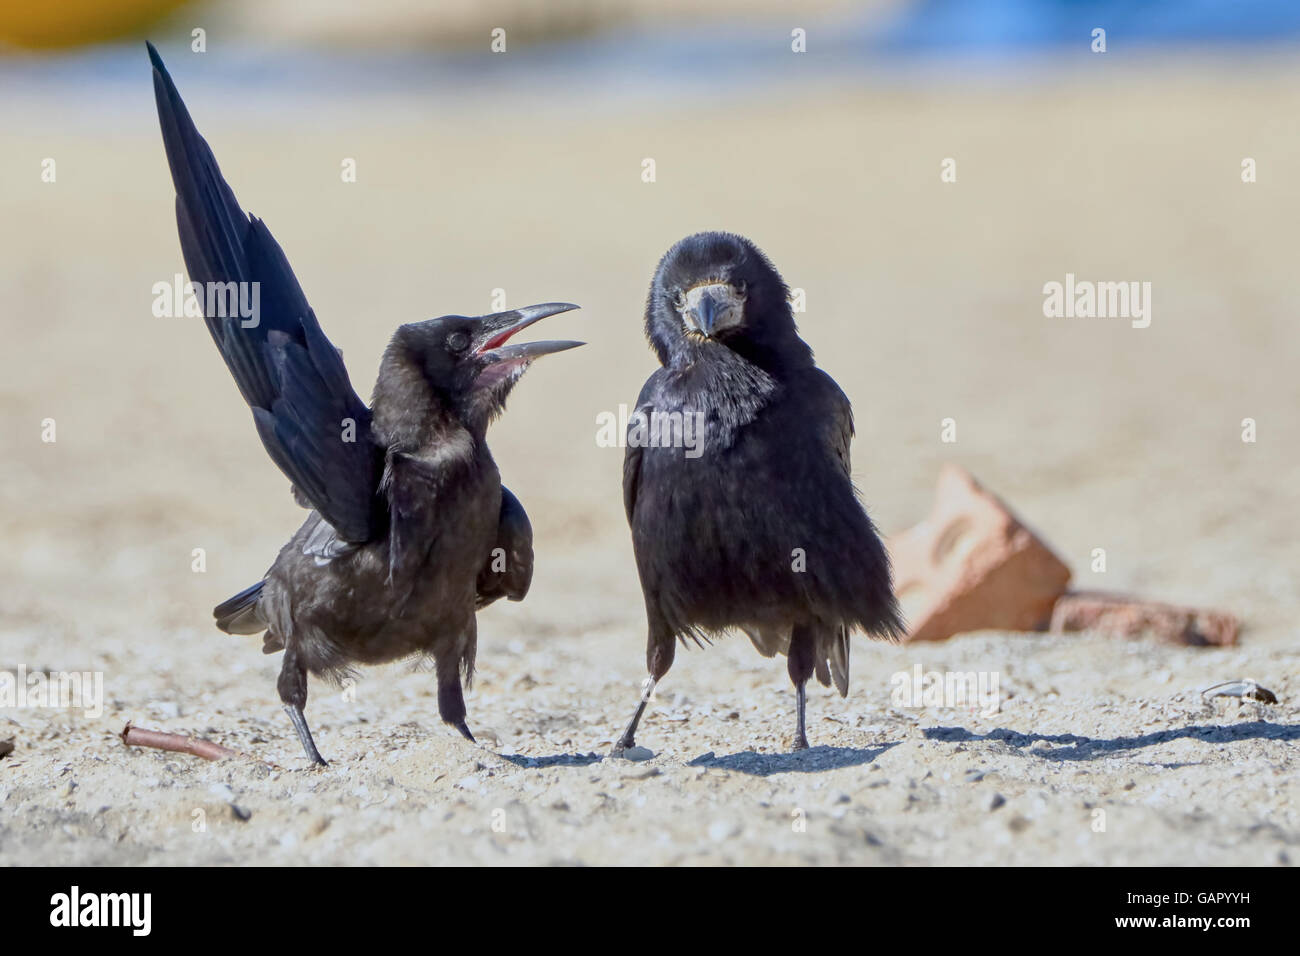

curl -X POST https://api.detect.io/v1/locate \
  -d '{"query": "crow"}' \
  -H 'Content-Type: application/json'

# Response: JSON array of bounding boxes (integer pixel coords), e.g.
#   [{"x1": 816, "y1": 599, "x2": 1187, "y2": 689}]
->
[
  {"x1": 148, "y1": 43, "x2": 582, "y2": 765},
  {"x1": 616, "y1": 232, "x2": 904, "y2": 753}
]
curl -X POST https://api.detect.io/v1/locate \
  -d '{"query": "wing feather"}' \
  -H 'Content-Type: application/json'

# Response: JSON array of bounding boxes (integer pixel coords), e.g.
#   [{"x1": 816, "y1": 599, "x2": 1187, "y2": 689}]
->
[
  {"x1": 476, "y1": 486, "x2": 535, "y2": 608},
  {"x1": 150, "y1": 42, "x2": 381, "y2": 543}
]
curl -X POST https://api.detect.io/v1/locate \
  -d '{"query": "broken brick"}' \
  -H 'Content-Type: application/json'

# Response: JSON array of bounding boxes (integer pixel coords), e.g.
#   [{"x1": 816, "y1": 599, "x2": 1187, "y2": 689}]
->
[
  {"x1": 887, "y1": 464, "x2": 1072, "y2": 642},
  {"x1": 1050, "y1": 591, "x2": 1239, "y2": 647}
]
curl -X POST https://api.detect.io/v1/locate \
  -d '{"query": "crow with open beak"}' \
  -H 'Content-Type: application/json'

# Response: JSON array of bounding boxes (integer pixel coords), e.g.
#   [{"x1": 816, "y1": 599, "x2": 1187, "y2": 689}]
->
[
  {"x1": 616, "y1": 231, "x2": 903, "y2": 753},
  {"x1": 148, "y1": 43, "x2": 582, "y2": 765}
]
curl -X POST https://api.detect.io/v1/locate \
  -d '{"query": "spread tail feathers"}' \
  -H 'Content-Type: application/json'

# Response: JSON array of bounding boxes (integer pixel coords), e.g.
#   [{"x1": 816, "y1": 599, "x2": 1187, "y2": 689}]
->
[
  {"x1": 743, "y1": 623, "x2": 853, "y2": 698},
  {"x1": 214, "y1": 581, "x2": 267, "y2": 634}
]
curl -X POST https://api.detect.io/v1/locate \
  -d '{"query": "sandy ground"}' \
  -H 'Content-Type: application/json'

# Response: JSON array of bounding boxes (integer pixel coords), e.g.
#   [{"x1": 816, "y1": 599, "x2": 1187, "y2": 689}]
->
[{"x1": 2, "y1": 53, "x2": 1299, "y2": 865}]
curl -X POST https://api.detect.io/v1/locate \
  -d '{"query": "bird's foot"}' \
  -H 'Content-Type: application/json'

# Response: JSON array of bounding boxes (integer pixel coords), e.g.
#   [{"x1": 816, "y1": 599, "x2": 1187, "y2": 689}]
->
[
  {"x1": 790, "y1": 680, "x2": 810, "y2": 751},
  {"x1": 284, "y1": 703, "x2": 329, "y2": 767},
  {"x1": 611, "y1": 738, "x2": 655, "y2": 761}
]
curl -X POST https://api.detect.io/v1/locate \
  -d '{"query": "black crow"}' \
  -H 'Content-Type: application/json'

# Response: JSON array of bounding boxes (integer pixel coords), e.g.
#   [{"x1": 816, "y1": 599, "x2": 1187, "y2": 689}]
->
[
  {"x1": 148, "y1": 43, "x2": 582, "y2": 765},
  {"x1": 616, "y1": 232, "x2": 904, "y2": 753}
]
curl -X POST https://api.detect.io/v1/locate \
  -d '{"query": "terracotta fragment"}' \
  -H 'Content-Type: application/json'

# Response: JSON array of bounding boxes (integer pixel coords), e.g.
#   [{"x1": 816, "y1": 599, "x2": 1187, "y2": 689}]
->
[
  {"x1": 1050, "y1": 591, "x2": 1239, "y2": 646},
  {"x1": 887, "y1": 464, "x2": 1072, "y2": 642}
]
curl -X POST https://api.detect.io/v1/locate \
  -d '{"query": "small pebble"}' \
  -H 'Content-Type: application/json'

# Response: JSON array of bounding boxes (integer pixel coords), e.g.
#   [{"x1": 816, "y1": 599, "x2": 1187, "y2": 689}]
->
[
  {"x1": 208, "y1": 783, "x2": 235, "y2": 802},
  {"x1": 708, "y1": 820, "x2": 740, "y2": 842}
]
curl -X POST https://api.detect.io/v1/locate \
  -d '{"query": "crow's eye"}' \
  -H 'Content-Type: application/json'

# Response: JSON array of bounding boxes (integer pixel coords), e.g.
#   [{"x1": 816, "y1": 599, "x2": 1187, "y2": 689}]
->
[
  {"x1": 446, "y1": 331, "x2": 470, "y2": 353},
  {"x1": 673, "y1": 290, "x2": 687, "y2": 310}
]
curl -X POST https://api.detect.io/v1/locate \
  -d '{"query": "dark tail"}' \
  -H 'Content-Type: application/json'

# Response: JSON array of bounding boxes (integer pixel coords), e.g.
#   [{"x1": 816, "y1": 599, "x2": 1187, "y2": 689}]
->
[{"x1": 214, "y1": 581, "x2": 267, "y2": 634}]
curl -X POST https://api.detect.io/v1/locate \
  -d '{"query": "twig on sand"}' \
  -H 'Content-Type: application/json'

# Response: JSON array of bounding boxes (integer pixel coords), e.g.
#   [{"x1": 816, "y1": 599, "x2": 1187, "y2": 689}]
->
[{"x1": 120, "y1": 722, "x2": 272, "y2": 766}]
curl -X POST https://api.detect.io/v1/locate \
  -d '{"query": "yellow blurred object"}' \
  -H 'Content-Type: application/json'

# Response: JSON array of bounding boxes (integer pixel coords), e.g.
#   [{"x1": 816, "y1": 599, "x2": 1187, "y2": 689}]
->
[{"x1": 0, "y1": 0, "x2": 191, "y2": 50}]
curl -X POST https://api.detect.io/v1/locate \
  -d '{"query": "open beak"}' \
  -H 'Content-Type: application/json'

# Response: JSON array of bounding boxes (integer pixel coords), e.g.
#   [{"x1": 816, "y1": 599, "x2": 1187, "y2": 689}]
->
[
  {"x1": 470, "y1": 302, "x2": 583, "y2": 392},
  {"x1": 472, "y1": 302, "x2": 583, "y2": 363}
]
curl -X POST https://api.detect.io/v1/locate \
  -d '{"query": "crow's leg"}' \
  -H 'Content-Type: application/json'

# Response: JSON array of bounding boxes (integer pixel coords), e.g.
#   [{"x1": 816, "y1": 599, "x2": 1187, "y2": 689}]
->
[
  {"x1": 613, "y1": 682, "x2": 655, "y2": 754},
  {"x1": 787, "y1": 623, "x2": 816, "y2": 751},
  {"x1": 613, "y1": 621, "x2": 675, "y2": 754},
  {"x1": 436, "y1": 651, "x2": 475, "y2": 744},
  {"x1": 277, "y1": 646, "x2": 328, "y2": 766}
]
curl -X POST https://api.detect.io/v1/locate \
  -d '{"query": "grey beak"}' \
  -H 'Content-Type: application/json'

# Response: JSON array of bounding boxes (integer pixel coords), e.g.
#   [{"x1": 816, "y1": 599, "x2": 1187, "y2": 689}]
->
[
  {"x1": 470, "y1": 302, "x2": 583, "y2": 391},
  {"x1": 472, "y1": 302, "x2": 581, "y2": 355},
  {"x1": 479, "y1": 338, "x2": 585, "y2": 364},
  {"x1": 694, "y1": 290, "x2": 720, "y2": 337}
]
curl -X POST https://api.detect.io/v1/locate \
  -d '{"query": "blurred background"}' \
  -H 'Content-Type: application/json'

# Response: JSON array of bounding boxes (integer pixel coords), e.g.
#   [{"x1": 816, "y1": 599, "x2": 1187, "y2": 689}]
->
[
  {"x1": 2, "y1": 0, "x2": 1299, "y2": 866},
  {"x1": 4, "y1": 0, "x2": 1298, "y2": 639}
]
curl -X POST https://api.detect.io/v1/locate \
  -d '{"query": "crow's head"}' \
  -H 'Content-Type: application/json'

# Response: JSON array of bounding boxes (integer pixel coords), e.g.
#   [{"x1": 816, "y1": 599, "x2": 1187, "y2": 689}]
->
[
  {"x1": 645, "y1": 232, "x2": 810, "y2": 369},
  {"x1": 380, "y1": 303, "x2": 582, "y2": 436}
]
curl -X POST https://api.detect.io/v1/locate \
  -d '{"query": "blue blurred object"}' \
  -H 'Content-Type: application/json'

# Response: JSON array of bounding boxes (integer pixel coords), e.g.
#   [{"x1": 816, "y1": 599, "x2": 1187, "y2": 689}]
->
[
  {"x1": 877, "y1": 0, "x2": 1300, "y2": 52},
  {"x1": 7, "y1": 0, "x2": 1300, "y2": 118}
]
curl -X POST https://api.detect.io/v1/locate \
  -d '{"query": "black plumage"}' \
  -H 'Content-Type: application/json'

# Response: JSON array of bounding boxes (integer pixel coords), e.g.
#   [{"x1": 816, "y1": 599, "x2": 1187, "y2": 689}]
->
[
  {"x1": 149, "y1": 43, "x2": 582, "y2": 765},
  {"x1": 616, "y1": 232, "x2": 904, "y2": 753}
]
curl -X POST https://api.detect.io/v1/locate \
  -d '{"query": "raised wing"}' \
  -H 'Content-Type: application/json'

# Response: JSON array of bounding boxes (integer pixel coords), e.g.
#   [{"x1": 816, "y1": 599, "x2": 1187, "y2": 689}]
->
[{"x1": 149, "y1": 42, "x2": 382, "y2": 543}]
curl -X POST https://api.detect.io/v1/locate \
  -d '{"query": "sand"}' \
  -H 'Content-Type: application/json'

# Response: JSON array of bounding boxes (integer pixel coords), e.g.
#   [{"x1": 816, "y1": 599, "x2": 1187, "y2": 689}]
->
[{"x1": 1, "y1": 54, "x2": 1298, "y2": 865}]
